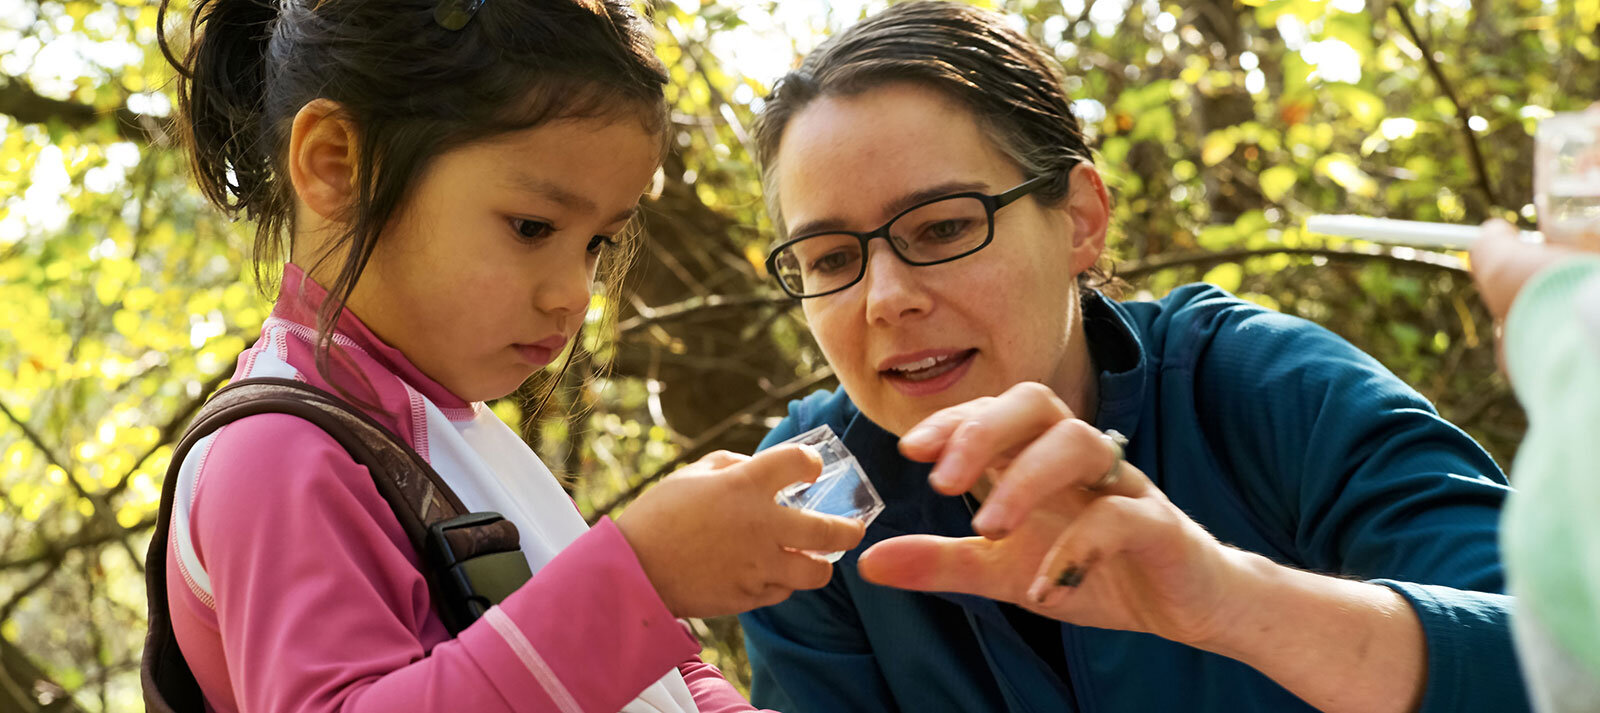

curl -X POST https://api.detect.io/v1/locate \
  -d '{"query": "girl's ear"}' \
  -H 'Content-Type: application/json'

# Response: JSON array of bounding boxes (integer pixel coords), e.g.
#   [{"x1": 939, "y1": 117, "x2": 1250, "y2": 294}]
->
[
  {"x1": 1059, "y1": 162, "x2": 1110, "y2": 275},
  {"x1": 287, "y1": 98, "x2": 359, "y2": 221}
]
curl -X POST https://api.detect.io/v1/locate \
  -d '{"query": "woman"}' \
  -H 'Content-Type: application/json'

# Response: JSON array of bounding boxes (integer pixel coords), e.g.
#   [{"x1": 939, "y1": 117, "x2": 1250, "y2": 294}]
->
[{"x1": 738, "y1": 3, "x2": 1525, "y2": 712}]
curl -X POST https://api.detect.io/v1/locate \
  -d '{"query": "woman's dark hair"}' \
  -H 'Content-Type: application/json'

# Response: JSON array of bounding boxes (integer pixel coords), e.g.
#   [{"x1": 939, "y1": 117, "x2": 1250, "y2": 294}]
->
[
  {"x1": 158, "y1": 0, "x2": 669, "y2": 405},
  {"x1": 753, "y1": 0, "x2": 1112, "y2": 288}
]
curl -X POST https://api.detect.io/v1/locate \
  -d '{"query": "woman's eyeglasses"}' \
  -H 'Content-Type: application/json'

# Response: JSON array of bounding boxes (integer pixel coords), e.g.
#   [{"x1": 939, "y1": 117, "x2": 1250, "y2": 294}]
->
[{"x1": 765, "y1": 174, "x2": 1057, "y2": 299}]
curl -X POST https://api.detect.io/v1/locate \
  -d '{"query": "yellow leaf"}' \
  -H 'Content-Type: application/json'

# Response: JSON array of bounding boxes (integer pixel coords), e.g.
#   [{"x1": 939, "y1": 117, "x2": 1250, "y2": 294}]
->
[
  {"x1": 1201, "y1": 131, "x2": 1237, "y2": 166},
  {"x1": 1260, "y1": 166, "x2": 1299, "y2": 202},
  {"x1": 1315, "y1": 155, "x2": 1378, "y2": 198},
  {"x1": 113, "y1": 309, "x2": 140, "y2": 337},
  {"x1": 745, "y1": 244, "x2": 769, "y2": 276},
  {"x1": 1203, "y1": 263, "x2": 1245, "y2": 293}
]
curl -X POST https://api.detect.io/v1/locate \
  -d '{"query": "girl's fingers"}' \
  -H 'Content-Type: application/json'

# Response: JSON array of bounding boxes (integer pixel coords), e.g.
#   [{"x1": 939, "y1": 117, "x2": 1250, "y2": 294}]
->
[
  {"x1": 698, "y1": 450, "x2": 750, "y2": 469},
  {"x1": 771, "y1": 506, "x2": 867, "y2": 553},
  {"x1": 741, "y1": 443, "x2": 825, "y2": 493},
  {"x1": 971, "y1": 419, "x2": 1150, "y2": 538},
  {"x1": 751, "y1": 582, "x2": 799, "y2": 610},
  {"x1": 769, "y1": 549, "x2": 839, "y2": 592}
]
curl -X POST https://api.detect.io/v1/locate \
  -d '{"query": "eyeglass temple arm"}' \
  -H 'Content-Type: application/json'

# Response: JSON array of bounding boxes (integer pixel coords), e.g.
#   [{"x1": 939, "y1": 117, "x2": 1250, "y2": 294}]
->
[{"x1": 994, "y1": 173, "x2": 1060, "y2": 209}]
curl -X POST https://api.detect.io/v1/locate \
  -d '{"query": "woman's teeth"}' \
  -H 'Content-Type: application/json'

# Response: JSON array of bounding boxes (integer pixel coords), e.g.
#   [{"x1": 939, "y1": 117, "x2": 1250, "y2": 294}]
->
[{"x1": 887, "y1": 352, "x2": 969, "y2": 381}]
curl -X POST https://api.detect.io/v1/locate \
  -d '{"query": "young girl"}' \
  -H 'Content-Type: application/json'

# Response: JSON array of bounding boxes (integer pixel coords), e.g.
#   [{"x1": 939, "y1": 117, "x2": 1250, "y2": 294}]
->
[{"x1": 150, "y1": 1, "x2": 862, "y2": 712}]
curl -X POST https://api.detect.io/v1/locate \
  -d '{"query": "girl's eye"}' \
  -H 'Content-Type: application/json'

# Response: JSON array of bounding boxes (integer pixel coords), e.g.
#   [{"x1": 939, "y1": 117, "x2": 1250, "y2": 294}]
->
[
  {"x1": 511, "y1": 218, "x2": 555, "y2": 243},
  {"x1": 588, "y1": 235, "x2": 619, "y2": 254}
]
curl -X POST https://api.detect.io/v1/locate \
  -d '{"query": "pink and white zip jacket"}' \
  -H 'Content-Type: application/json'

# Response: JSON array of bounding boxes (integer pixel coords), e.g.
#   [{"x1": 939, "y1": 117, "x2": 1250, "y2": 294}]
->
[{"x1": 166, "y1": 264, "x2": 758, "y2": 713}]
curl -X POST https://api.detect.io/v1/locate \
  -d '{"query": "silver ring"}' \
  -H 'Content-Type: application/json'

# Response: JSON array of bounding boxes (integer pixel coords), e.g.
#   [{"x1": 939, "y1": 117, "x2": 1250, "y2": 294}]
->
[{"x1": 1088, "y1": 429, "x2": 1128, "y2": 490}]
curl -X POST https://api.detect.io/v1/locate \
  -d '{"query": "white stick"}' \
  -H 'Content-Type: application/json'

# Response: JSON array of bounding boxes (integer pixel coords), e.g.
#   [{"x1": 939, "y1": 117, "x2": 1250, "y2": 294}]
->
[{"x1": 1304, "y1": 215, "x2": 1543, "y2": 250}]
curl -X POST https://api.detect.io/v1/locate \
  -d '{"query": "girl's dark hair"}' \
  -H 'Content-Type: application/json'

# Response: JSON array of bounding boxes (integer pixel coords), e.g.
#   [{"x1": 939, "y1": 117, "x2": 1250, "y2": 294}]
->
[
  {"x1": 158, "y1": 0, "x2": 669, "y2": 404},
  {"x1": 753, "y1": 0, "x2": 1112, "y2": 288}
]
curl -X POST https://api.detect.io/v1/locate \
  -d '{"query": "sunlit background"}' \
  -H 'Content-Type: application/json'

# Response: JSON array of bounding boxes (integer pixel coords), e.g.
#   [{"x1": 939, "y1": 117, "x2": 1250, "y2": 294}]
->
[{"x1": 1, "y1": 0, "x2": 1595, "y2": 709}]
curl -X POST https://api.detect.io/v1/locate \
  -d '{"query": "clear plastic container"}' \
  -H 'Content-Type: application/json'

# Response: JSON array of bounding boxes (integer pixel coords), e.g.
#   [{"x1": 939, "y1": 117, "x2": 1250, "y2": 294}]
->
[{"x1": 774, "y1": 425, "x2": 886, "y2": 562}]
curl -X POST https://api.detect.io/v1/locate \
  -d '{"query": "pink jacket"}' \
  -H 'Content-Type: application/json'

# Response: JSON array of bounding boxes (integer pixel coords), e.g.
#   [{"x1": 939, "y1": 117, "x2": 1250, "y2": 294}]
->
[{"x1": 166, "y1": 264, "x2": 756, "y2": 713}]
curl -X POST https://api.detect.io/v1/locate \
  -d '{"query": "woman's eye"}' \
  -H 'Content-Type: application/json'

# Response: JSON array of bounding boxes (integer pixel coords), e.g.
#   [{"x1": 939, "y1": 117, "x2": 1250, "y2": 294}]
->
[
  {"x1": 588, "y1": 235, "x2": 619, "y2": 254},
  {"x1": 511, "y1": 218, "x2": 555, "y2": 243},
  {"x1": 922, "y1": 219, "x2": 974, "y2": 242},
  {"x1": 809, "y1": 249, "x2": 858, "y2": 275}
]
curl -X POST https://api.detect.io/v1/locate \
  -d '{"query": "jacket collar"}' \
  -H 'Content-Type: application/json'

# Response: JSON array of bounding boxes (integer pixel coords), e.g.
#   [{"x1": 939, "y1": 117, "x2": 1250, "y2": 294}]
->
[{"x1": 272, "y1": 263, "x2": 474, "y2": 411}]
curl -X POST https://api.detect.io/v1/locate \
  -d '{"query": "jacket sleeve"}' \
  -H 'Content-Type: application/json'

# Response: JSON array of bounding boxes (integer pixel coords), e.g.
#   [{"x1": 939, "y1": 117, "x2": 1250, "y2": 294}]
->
[
  {"x1": 1185, "y1": 298, "x2": 1528, "y2": 713},
  {"x1": 190, "y1": 413, "x2": 701, "y2": 713},
  {"x1": 674, "y1": 624, "x2": 767, "y2": 713},
  {"x1": 1500, "y1": 258, "x2": 1600, "y2": 690}
]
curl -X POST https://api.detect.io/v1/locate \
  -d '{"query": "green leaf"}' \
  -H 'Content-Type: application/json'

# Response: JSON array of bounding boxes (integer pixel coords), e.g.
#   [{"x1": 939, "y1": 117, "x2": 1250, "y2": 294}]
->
[
  {"x1": 1260, "y1": 166, "x2": 1299, "y2": 202},
  {"x1": 1198, "y1": 224, "x2": 1239, "y2": 251},
  {"x1": 1328, "y1": 85, "x2": 1384, "y2": 129},
  {"x1": 1130, "y1": 107, "x2": 1176, "y2": 142},
  {"x1": 1203, "y1": 263, "x2": 1245, "y2": 293},
  {"x1": 1323, "y1": 12, "x2": 1375, "y2": 56},
  {"x1": 1314, "y1": 154, "x2": 1378, "y2": 198}
]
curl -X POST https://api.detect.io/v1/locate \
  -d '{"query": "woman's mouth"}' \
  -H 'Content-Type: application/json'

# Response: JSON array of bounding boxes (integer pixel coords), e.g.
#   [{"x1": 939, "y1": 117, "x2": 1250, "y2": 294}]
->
[{"x1": 880, "y1": 349, "x2": 977, "y2": 396}]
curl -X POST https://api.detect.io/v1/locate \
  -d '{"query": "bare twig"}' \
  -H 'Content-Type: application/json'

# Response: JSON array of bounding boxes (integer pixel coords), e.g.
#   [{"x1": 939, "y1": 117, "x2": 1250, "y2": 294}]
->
[
  {"x1": 618, "y1": 293, "x2": 792, "y2": 335},
  {"x1": 106, "y1": 354, "x2": 246, "y2": 499},
  {"x1": 0, "y1": 513, "x2": 157, "y2": 572},
  {"x1": 1390, "y1": 3, "x2": 1501, "y2": 212},
  {"x1": 0, "y1": 400, "x2": 114, "y2": 525},
  {"x1": 587, "y1": 367, "x2": 836, "y2": 522},
  {"x1": 0, "y1": 560, "x2": 63, "y2": 624},
  {"x1": 0, "y1": 78, "x2": 167, "y2": 145},
  {"x1": 1117, "y1": 244, "x2": 1468, "y2": 281}
]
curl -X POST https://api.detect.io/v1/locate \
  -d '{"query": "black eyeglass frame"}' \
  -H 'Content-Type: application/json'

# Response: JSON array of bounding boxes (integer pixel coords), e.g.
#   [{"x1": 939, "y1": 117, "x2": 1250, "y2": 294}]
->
[{"x1": 764, "y1": 174, "x2": 1057, "y2": 299}]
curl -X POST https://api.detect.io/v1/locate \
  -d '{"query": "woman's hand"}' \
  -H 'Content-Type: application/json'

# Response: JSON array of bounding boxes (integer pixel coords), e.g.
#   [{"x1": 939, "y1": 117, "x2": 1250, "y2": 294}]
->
[
  {"x1": 857, "y1": 382, "x2": 1249, "y2": 648},
  {"x1": 615, "y1": 445, "x2": 866, "y2": 619}
]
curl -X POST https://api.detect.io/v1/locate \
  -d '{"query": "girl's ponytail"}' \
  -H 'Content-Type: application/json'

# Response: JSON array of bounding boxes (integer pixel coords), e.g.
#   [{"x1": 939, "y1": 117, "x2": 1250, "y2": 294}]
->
[{"x1": 159, "y1": 0, "x2": 287, "y2": 234}]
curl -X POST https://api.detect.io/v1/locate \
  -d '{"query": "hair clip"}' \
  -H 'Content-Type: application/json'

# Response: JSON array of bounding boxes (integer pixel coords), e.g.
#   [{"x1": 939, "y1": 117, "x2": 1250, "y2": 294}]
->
[{"x1": 434, "y1": 0, "x2": 487, "y2": 30}]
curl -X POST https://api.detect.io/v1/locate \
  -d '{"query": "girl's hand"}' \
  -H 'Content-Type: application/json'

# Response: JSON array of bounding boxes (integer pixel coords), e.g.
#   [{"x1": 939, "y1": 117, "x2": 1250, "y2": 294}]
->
[
  {"x1": 616, "y1": 446, "x2": 866, "y2": 619},
  {"x1": 857, "y1": 382, "x2": 1249, "y2": 648}
]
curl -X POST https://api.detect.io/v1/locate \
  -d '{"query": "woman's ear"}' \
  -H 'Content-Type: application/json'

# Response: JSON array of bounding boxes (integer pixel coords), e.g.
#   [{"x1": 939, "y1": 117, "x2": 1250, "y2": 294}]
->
[
  {"x1": 287, "y1": 98, "x2": 358, "y2": 221},
  {"x1": 1060, "y1": 163, "x2": 1110, "y2": 275}
]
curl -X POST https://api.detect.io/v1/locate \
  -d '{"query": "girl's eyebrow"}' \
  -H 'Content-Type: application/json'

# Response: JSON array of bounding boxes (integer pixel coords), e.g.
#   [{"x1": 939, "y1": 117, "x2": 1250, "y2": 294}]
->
[{"x1": 507, "y1": 173, "x2": 637, "y2": 224}]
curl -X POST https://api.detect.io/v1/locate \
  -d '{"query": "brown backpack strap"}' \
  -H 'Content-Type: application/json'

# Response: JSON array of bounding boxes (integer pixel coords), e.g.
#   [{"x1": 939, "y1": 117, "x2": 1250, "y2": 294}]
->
[{"x1": 142, "y1": 377, "x2": 527, "y2": 713}]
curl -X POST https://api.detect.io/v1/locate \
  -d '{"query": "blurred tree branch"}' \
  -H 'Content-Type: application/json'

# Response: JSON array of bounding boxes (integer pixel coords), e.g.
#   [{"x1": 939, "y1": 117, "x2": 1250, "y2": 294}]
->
[
  {"x1": 0, "y1": 635, "x2": 85, "y2": 713},
  {"x1": 0, "y1": 514, "x2": 157, "y2": 573},
  {"x1": 587, "y1": 367, "x2": 835, "y2": 522},
  {"x1": 1119, "y1": 244, "x2": 1468, "y2": 281},
  {"x1": 1390, "y1": 3, "x2": 1500, "y2": 213},
  {"x1": 0, "y1": 77, "x2": 167, "y2": 145}
]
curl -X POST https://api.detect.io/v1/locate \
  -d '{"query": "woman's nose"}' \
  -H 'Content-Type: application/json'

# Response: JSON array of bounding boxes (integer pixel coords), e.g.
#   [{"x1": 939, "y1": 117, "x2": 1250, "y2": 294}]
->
[{"x1": 861, "y1": 240, "x2": 932, "y2": 325}]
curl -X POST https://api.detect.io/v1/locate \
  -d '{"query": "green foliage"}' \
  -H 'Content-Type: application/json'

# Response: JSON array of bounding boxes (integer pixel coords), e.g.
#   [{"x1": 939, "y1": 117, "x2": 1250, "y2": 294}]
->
[{"x1": 1, "y1": 0, "x2": 1591, "y2": 708}]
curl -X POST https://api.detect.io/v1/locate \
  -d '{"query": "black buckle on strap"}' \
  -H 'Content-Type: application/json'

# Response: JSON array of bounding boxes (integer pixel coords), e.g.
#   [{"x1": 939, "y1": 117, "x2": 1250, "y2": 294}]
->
[{"x1": 426, "y1": 512, "x2": 532, "y2": 631}]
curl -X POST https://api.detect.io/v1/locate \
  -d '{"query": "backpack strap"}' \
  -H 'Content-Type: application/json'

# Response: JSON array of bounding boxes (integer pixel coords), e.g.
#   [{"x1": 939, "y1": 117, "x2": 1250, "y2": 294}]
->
[{"x1": 142, "y1": 377, "x2": 530, "y2": 713}]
